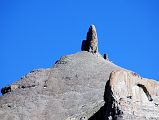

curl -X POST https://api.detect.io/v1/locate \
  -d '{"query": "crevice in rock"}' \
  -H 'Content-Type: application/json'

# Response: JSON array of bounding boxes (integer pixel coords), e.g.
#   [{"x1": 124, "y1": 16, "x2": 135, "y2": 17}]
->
[
  {"x1": 137, "y1": 84, "x2": 153, "y2": 101},
  {"x1": 1, "y1": 84, "x2": 37, "y2": 95},
  {"x1": 88, "y1": 80, "x2": 123, "y2": 120},
  {"x1": 20, "y1": 84, "x2": 36, "y2": 89},
  {"x1": 127, "y1": 96, "x2": 132, "y2": 99}
]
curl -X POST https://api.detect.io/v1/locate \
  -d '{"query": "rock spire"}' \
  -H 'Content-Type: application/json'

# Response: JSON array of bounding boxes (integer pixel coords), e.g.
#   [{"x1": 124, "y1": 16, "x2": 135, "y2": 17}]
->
[{"x1": 81, "y1": 25, "x2": 98, "y2": 53}]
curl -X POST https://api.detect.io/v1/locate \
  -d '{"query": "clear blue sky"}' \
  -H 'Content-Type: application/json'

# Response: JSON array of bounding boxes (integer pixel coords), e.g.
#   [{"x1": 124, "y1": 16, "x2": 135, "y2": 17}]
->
[{"x1": 0, "y1": 0, "x2": 159, "y2": 90}]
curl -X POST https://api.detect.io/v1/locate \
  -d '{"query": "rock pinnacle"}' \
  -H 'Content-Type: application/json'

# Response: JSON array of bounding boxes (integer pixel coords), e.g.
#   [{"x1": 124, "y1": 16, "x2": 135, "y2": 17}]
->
[{"x1": 81, "y1": 24, "x2": 98, "y2": 53}]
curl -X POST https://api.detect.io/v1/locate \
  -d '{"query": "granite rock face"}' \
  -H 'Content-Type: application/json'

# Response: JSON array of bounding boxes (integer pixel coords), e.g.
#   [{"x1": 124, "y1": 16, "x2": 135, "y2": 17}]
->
[
  {"x1": 81, "y1": 25, "x2": 98, "y2": 53},
  {"x1": 0, "y1": 25, "x2": 159, "y2": 120}
]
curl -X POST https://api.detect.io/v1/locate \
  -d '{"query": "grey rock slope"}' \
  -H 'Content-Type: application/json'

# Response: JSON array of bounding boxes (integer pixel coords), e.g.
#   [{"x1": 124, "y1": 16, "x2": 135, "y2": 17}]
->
[
  {"x1": 0, "y1": 25, "x2": 159, "y2": 120},
  {"x1": 0, "y1": 52, "x2": 121, "y2": 120}
]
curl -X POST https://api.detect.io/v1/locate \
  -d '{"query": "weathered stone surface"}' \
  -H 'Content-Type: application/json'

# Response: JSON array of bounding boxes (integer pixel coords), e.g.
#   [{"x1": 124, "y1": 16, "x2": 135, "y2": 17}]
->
[
  {"x1": 0, "y1": 52, "x2": 121, "y2": 120},
  {"x1": 89, "y1": 70, "x2": 159, "y2": 120},
  {"x1": 81, "y1": 25, "x2": 98, "y2": 53},
  {"x1": 0, "y1": 51, "x2": 159, "y2": 120},
  {"x1": 0, "y1": 25, "x2": 159, "y2": 120}
]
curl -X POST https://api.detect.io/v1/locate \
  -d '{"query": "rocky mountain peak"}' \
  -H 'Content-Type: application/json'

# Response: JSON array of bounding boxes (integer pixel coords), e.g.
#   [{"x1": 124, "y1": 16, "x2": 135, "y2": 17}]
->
[
  {"x1": 0, "y1": 25, "x2": 159, "y2": 120},
  {"x1": 81, "y1": 25, "x2": 98, "y2": 53}
]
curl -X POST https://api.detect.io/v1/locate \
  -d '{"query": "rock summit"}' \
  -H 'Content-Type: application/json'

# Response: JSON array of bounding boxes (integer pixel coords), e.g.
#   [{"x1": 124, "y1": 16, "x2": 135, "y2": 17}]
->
[
  {"x1": 0, "y1": 25, "x2": 159, "y2": 120},
  {"x1": 81, "y1": 25, "x2": 98, "y2": 53}
]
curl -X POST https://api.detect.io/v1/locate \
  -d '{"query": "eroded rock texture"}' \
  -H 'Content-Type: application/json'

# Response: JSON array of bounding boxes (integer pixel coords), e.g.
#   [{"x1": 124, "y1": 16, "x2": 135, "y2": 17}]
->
[
  {"x1": 0, "y1": 52, "x2": 121, "y2": 120},
  {"x1": 81, "y1": 25, "x2": 98, "y2": 53},
  {"x1": 89, "y1": 70, "x2": 159, "y2": 120},
  {"x1": 0, "y1": 52, "x2": 159, "y2": 120},
  {"x1": 0, "y1": 25, "x2": 159, "y2": 120}
]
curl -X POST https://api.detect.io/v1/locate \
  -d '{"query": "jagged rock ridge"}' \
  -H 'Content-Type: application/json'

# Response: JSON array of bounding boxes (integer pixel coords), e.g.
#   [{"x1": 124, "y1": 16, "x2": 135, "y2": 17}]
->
[{"x1": 0, "y1": 25, "x2": 159, "y2": 120}]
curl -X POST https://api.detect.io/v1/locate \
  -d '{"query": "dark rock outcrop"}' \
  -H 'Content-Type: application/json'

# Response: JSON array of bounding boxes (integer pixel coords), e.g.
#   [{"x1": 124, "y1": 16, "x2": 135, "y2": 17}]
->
[
  {"x1": 1, "y1": 85, "x2": 19, "y2": 95},
  {"x1": 104, "y1": 54, "x2": 109, "y2": 60}
]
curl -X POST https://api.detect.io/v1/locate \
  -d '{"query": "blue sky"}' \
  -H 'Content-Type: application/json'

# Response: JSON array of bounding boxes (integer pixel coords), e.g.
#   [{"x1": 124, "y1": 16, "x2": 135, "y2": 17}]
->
[{"x1": 0, "y1": 0, "x2": 159, "y2": 90}]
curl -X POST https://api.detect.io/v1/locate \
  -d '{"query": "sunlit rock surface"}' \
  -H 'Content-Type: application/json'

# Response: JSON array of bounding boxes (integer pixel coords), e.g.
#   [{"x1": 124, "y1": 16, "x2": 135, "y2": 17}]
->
[
  {"x1": 0, "y1": 25, "x2": 159, "y2": 120},
  {"x1": 81, "y1": 25, "x2": 98, "y2": 53},
  {"x1": 89, "y1": 70, "x2": 159, "y2": 120}
]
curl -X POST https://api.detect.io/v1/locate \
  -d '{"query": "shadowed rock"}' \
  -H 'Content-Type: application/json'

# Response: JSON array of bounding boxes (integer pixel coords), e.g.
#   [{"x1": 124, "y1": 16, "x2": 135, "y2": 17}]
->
[
  {"x1": 104, "y1": 54, "x2": 109, "y2": 60},
  {"x1": 89, "y1": 70, "x2": 159, "y2": 120},
  {"x1": 1, "y1": 85, "x2": 19, "y2": 95},
  {"x1": 81, "y1": 25, "x2": 98, "y2": 53}
]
